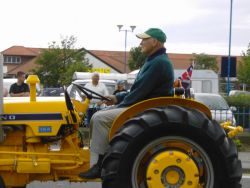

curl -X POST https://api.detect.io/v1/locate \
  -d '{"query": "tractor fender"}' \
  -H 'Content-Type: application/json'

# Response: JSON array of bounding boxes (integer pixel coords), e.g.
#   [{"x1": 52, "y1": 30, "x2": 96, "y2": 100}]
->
[{"x1": 109, "y1": 97, "x2": 212, "y2": 140}]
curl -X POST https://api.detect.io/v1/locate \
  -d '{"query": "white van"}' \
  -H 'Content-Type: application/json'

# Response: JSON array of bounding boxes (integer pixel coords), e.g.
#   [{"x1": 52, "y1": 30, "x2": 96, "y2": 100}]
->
[
  {"x1": 67, "y1": 79, "x2": 117, "y2": 101},
  {"x1": 71, "y1": 72, "x2": 130, "y2": 99},
  {"x1": 73, "y1": 72, "x2": 127, "y2": 81}
]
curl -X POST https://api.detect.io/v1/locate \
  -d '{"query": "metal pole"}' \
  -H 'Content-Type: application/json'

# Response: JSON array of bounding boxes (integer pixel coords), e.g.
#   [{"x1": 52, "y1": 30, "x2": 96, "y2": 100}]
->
[
  {"x1": 117, "y1": 25, "x2": 136, "y2": 73},
  {"x1": 0, "y1": 53, "x2": 3, "y2": 116},
  {"x1": 227, "y1": 0, "x2": 233, "y2": 95},
  {"x1": 0, "y1": 53, "x2": 3, "y2": 141},
  {"x1": 124, "y1": 30, "x2": 127, "y2": 73}
]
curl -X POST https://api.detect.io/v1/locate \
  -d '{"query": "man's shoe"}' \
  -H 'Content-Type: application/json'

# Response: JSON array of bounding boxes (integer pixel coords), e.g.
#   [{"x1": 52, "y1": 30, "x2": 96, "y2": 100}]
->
[{"x1": 79, "y1": 164, "x2": 101, "y2": 179}]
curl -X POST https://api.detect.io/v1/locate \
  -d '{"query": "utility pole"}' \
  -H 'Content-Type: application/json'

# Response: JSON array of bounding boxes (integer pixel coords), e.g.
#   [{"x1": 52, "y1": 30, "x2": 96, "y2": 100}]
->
[
  {"x1": 0, "y1": 53, "x2": 4, "y2": 141},
  {"x1": 227, "y1": 0, "x2": 233, "y2": 95},
  {"x1": 0, "y1": 53, "x2": 3, "y2": 116}
]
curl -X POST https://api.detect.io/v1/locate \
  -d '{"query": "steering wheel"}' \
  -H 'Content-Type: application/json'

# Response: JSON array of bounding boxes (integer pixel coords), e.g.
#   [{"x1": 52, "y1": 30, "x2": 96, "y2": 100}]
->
[
  {"x1": 64, "y1": 87, "x2": 77, "y2": 122},
  {"x1": 73, "y1": 83, "x2": 111, "y2": 101}
]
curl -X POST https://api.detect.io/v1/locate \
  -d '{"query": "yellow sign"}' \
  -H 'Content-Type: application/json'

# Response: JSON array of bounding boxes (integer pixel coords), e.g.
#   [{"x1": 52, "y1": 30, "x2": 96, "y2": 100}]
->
[{"x1": 90, "y1": 68, "x2": 111, "y2": 73}]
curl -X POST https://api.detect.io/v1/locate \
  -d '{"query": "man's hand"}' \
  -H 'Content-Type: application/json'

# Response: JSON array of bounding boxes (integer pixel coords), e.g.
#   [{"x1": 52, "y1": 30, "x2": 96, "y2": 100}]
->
[
  {"x1": 96, "y1": 100, "x2": 104, "y2": 106},
  {"x1": 103, "y1": 95, "x2": 117, "y2": 106}
]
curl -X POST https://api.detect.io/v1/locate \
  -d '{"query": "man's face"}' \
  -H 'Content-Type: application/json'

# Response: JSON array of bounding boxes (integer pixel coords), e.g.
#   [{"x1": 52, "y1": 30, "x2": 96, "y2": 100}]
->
[
  {"x1": 17, "y1": 74, "x2": 25, "y2": 83},
  {"x1": 92, "y1": 74, "x2": 99, "y2": 84},
  {"x1": 140, "y1": 38, "x2": 157, "y2": 55},
  {"x1": 117, "y1": 84, "x2": 124, "y2": 90}
]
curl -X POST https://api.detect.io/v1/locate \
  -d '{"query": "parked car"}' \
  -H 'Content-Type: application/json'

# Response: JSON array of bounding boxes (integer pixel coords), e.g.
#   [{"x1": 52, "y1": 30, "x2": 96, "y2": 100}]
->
[
  {"x1": 67, "y1": 79, "x2": 117, "y2": 101},
  {"x1": 194, "y1": 93, "x2": 236, "y2": 126},
  {"x1": 229, "y1": 90, "x2": 250, "y2": 96},
  {"x1": 39, "y1": 87, "x2": 64, "y2": 97}
]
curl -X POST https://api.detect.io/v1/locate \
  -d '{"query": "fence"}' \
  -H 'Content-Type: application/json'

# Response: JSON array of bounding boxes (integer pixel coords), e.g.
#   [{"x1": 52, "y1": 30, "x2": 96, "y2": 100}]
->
[
  {"x1": 213, "y1": 108, "x2": 250, "y2": 130},
  {"x1": 234, "y1": 107, "x2": 250, "y2": 130}
]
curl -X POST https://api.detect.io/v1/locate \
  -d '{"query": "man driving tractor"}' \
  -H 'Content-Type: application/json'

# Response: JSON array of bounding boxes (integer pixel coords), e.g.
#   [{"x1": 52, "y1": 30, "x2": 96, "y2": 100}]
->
[{"x1": 79, "y1": 28, "x2": 175, "y2": 179}]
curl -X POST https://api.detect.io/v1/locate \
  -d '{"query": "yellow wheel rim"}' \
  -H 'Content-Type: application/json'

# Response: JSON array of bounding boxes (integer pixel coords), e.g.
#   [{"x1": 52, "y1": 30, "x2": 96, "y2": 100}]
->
[
  {"x1": 131, "y1": 136, "x2": 214, "y2": 188},
  {"x1": 146, "y1": 150, "x2": 199, "y2": 188}
]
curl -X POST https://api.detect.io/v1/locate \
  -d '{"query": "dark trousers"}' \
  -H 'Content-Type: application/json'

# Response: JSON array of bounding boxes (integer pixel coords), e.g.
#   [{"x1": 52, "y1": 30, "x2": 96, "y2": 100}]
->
[{"x1": 85, "y1": 108, "x2": 99, "y2": 127}]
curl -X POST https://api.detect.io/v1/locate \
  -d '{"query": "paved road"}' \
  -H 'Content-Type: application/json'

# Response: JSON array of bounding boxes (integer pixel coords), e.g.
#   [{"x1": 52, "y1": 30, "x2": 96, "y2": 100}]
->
[
  {"x1": 240, "y1": 152, "x2": 250, "y2": 171},
  {"x1": 242, "y1": 175, "x2": 250, "y2": 188},
  {"x1": 27, "y1": 181, "x2": 101, "y2": 188},
  {"x1": 27, "y1": 175, "x2": 250, "y2": 188}
]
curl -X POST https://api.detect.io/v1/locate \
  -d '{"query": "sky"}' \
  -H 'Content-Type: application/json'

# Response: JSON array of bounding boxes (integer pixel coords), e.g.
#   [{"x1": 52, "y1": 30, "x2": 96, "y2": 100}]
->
[{"x1": 0, "y1": 0, "x2": 250, "y2": 56}]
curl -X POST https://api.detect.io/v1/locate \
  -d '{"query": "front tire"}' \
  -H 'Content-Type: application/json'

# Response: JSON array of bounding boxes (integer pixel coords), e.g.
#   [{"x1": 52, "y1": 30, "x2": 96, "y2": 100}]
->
[{"x1": 102, "y1": 105, "x2": 242, "y2": 188}]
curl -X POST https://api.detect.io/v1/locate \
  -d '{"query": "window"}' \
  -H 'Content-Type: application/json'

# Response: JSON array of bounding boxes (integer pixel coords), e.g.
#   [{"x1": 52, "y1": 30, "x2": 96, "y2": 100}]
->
[
  {"x1": 3, "y1": 56, "x2": 21, "y2": 64},
  {"x1": 16, "y1": 57, "x2": 21, "y2": 63},
  {"x1": 7, "y1": 56, "x2": 11, "y2": 62},
  {"x1": 12, "y1": 56, "x2": 16, "y2": 63}
]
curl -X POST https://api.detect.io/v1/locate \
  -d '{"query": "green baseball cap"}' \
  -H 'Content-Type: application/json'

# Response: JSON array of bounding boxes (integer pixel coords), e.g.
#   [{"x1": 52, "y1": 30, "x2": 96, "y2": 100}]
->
[{"x1": 136, "y1": 28, "x2": 167, "y2": 43}]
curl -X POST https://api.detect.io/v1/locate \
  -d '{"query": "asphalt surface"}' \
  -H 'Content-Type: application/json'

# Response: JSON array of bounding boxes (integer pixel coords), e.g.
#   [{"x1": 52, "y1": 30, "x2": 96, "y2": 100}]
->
[
  {"x1": 27, "y1": 181, "x2": 101, "y2": 188},
  {"x1": 26, "y1": 176, "x2": 250, "y2": 188},
  {"x1": 240, "y1": 152, "x2": 250, "y2": 172}
]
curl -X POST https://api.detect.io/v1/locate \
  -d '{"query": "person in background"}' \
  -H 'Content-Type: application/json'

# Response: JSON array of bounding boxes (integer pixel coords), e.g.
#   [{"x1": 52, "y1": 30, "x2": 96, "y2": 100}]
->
[
  {"x1": 84, "y1": 72, "x2": 109, "y2": 127},
  {"x1": 173, "y1": 77, "x2": 185, "y2": 98},
  {"x1": 173, "y1": 77, "x2": 183, "y2": 88},
  {"x1": 9, "y1": 71, "x2": 30, "y2": 97},
  {"x1": 79, "y1": 28, "x2": 174, "y2": 179},
  {"x1": 181, "y1": 76, "x2": 191, "y2": 98},
  {"x1": 3, "y1": 87, "x2": 8, "y2": 97},
  {"x1": 113, "y1": 80, "x2": 127, "y2": 95}
]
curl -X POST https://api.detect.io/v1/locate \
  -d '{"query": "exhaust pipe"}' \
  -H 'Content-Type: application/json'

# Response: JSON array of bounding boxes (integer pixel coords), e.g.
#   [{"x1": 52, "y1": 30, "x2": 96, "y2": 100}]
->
[{"x1": 26, "y1": 75, "x2": 40, "y2": 102}]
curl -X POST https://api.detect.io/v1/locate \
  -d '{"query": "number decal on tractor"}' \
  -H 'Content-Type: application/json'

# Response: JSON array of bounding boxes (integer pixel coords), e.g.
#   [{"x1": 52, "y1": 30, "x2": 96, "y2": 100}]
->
[{"x1": 38, "y1": 126, "x2": 52, "y2": 133}]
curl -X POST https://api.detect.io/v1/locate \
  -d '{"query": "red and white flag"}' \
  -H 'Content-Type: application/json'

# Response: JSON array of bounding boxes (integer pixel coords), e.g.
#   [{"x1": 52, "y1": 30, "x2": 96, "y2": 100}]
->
[{"x1": 181, "y1": 61, "x2": 195, "y2": 80}]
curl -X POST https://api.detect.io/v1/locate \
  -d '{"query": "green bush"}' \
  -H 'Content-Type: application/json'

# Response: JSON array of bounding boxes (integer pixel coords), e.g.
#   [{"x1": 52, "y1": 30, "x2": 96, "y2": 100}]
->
[
  {"x1": 225, "y1": 95, "x2": 250, "y2": 107},
  {"x1": 225, "y1": 95, "x2": 250, "y2": 129}
]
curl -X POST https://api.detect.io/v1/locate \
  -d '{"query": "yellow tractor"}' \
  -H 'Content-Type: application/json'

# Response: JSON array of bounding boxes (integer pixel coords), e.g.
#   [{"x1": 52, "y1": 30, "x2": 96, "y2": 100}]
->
[{"x1": 0, "y1": 75, "x2": 243, "y2": 188}]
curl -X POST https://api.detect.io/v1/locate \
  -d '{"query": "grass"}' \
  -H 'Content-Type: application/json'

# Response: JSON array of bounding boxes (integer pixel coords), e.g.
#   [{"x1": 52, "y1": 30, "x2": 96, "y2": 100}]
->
[{"x1": 237, "y1": 131, "x2": 250, "y2": 152}]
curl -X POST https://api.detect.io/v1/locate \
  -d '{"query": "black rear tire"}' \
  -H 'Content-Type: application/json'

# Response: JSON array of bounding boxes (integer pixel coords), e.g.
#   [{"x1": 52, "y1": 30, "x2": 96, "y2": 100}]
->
[
  {"x1": 101, "y1": 105, "x2": 242, "y2": 188},
  {"x1": 0, "y1": 176, "x2": 6, "y2": 188}
]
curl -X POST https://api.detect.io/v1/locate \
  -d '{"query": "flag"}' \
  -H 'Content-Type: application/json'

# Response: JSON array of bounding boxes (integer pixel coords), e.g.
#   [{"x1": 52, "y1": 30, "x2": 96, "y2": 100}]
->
[{"x1": 181, "y1": 61, "x2": 195, "y2": 80}]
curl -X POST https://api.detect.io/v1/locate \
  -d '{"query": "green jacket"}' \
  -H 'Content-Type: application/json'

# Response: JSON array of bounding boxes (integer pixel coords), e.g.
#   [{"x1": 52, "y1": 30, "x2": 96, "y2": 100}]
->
[{"x1": 117, "y1": 48, "x2": 174, "y2": 107}]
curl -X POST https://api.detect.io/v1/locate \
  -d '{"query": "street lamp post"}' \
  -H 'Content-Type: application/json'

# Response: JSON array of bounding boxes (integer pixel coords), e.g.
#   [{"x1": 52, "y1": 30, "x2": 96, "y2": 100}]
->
[
  {"x1": 117, "y1": 25, "x2": 136, "y2": 73},
  {"x1": 227, "y1": 0, "x2": 233, "y2": 95},
  {"x1": 0, "y1": 53, "x2": 3, "y2": 142},
  {"x1": 0, "y1": 53, "x2": 3, "y2": 115}
]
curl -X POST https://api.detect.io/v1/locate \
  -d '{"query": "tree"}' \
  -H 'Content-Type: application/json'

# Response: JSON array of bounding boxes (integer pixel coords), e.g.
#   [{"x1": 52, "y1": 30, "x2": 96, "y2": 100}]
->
[
  {"x1": 128, "y1": 47, "x2": 147, "y2": 71},
  {"x1": 33, "y1": 36, "x2": 91, "y2": 87},
  {"x1": 193, "y1": 53, "x2": 218, "y2": 72},
  {"x1": 237, "y1": 43, "x2": 250, "y2": 84}
]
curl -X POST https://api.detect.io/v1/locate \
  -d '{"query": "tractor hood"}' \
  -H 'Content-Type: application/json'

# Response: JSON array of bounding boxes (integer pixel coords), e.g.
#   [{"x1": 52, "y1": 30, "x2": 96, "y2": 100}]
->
[{"x1": 3, "y1": 97, "x2": 68, "y2": 114}]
